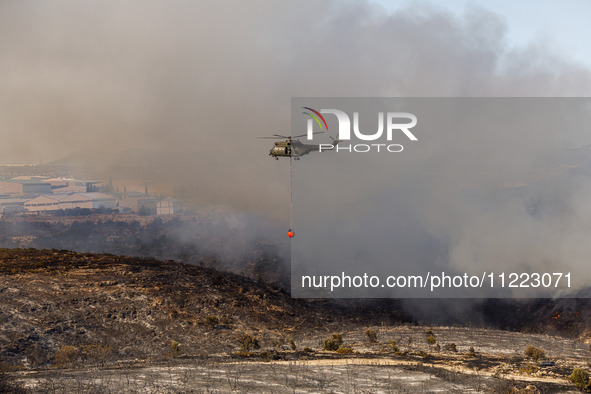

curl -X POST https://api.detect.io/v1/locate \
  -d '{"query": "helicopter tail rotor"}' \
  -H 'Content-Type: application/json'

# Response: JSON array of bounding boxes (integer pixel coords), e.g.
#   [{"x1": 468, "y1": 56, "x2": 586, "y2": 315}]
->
[{"x1": 330, "y1": 135, "x2": 340, "y2": 146}]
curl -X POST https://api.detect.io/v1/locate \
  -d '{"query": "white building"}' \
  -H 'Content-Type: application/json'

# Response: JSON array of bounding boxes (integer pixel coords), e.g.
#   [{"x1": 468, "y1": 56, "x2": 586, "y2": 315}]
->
[
  {"x1": 0, "y1": 198, "x2": 28, "y2": 215},
  {"x1": 58, "y1": 193, "x2": 116, "y2": 210},
  {"x1": 46, "y1": 178, "x2": 87, "y2": 193},
  {"x1": 24, "y1": 193, "x2": 116, "y2": 212},
  {"x1": 0, "y1": 180, "x2": 51, "y2": 196},
  {"x1": 157, "y1": 199, "x2": 176, "y2": 215},
  {"x1": 118, "y1": 193, "x2": 158, "y2": 214},
  {"x1": 44, "y1": 177, "x2": 85, "y2": 187},
  {"x1": 51, "y1": 185, "x2": 87, "y2": 193},
  {"x1": 24, "y1": 194, "x2": 71, "y2": 212}
]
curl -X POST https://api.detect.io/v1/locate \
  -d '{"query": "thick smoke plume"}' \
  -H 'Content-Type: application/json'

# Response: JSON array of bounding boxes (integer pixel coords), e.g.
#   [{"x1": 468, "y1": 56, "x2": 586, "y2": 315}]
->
[{"x1": 1, "y1": 1, "x2": 589, "y2": 218}]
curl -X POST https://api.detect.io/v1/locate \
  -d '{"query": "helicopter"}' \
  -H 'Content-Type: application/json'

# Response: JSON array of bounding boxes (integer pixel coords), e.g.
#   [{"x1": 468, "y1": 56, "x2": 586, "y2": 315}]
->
[{"x1": 260, "y1": 133, "x2": 339, "y2": 159}]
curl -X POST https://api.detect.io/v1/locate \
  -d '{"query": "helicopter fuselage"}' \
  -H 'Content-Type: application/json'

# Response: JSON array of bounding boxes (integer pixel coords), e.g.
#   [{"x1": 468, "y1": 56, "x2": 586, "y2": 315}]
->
[{"x1": 269, "y1": 139, "x2": 321, "y2": 158}]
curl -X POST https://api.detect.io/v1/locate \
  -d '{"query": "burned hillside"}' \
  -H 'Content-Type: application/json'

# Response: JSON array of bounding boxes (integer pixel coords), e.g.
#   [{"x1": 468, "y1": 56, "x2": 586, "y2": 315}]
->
[{"x1": 0, "y1": 248, "x2": 409, "y2": 368}]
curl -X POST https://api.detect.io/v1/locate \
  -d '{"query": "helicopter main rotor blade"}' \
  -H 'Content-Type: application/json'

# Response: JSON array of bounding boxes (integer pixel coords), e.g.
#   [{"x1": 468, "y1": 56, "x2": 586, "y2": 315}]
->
[
  {"x1": 258, "y1": 131, "x2": 324, "y2": 140},
  {"x1": 291, "y1": 131, "x2": 323, "y2": 139}
]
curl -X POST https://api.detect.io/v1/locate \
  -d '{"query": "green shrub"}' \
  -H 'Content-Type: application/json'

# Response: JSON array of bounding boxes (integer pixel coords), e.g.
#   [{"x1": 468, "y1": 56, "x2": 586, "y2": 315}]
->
[
  {"x1": 240, "y1": 334, "x2": 260, "y2": 351},
  {"x1": 336, "y1": 347, "x2": 353, "y2": 354},
  {"x1": 519, "y1": 365, "x2": 539, "y2": 375},
  {"x1": 205, "y1": 315, "x2": 219, "y2": 326},
  {"x1": 259, "y1": 351, "x2": 272, "y2": 360},
  {"x1": 289, "y1": 338, "x2": 297, "y2": 351},
  {"x1": 274, "y1": 339, "x2": 283, "y2": 350},
  {"x1": 444, "y1": 343, "x2": 457, "y2": 352},
  {"x1": 365, "y1": 329, "x2": 378, "y2": 343},
  {"x1": 426, "y1": 335, "x2": 436, "y2": 345},
  {"x1": 570, "y1": 368, "x2": 589, "y2": 390},
  {"x1": 55, "y1": 345, "x2": 79, "y2": 367},
  {"x1": 303, "y1": 347, "x2": 314, "y2": 353},
  {"x1": 524, "y1": 346, "x2": 545, "y2": 361},
  {"x1": 323, "y1": 334, "x2": 343, "y2": 351},
  {"x1": 170, "y1": 340, "x2": 180, "y2": 355},
  {"x1": 83, "y1": 344, "x2": 111, "y2": 364},
  {"x1": 387, "y1": 340, "x2": 399, "y2": 352}
]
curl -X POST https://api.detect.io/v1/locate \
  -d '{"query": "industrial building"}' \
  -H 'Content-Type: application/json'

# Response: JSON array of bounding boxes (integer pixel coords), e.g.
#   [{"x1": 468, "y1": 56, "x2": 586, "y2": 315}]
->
[
  {"x1": 24, "y1": 193, "x2": 116, "y2": 212},
  {"x1": 58, "y1": 193, "x2": 116, "y2": 210},
  {"x1": 44, "y1": 177, "x2": 84, "y2": 187},
  {"x1": 0, "y1": 179, "x2": 51, "y2": 196},
  {"x1": 0, "y1": 176, "x2": 175, "y2": 216},
  {"x1": 0, "y1": 198, "x2": 28, "y2": 215},
  {"x1": 157, "y1": 199, "x2": 176, "y2": 215},
  {"x1": 118, "y1": 193, "x2": 158, "y2": 214},
  {"x1": 24, "y1": 194, "x2": 71, "y2": 211},
  {"x1": 46, "y1": 177, "x2": 87, "y2": 193},
  {"x1": 50, "y1": 185, "x2": 87, "y2": 193}
]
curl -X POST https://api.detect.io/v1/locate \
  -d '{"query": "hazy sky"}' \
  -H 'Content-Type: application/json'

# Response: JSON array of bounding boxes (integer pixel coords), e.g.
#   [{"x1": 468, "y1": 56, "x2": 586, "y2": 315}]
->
[{"x1": 377, "y1": 1, "x2": 591, "y2": 68}]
